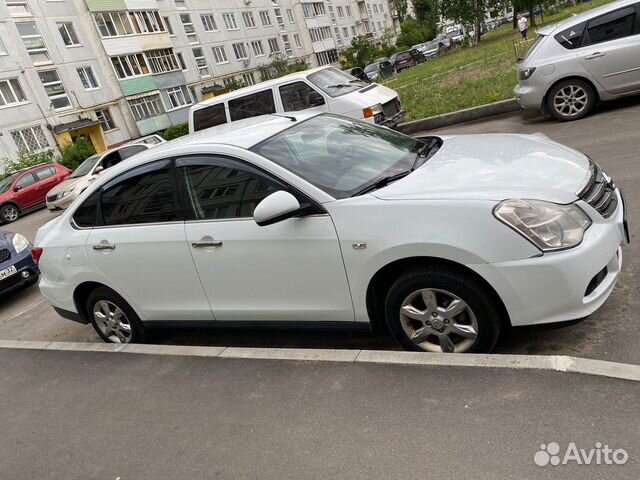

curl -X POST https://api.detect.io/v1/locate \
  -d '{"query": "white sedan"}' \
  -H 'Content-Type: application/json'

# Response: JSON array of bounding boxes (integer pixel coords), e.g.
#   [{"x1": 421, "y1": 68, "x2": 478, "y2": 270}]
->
[{"x1": 34, "y1": 113, "x2": 628, "y2": 353}]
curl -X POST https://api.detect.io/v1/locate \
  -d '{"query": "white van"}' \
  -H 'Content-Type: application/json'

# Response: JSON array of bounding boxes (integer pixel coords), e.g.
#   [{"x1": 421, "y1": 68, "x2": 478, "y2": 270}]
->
[{"x1": 188, "y1": 66, "x2": 405, "y2": 133}]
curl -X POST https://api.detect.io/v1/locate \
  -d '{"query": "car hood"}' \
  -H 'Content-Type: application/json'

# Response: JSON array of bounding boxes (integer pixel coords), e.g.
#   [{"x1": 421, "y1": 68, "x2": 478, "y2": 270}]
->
[
  {"x1": 47, "y1": 176, "x2": 86, "y2": 196},
  {"x1": 372, "y1": 134, "x2": 591, "y2": 203},
  {"x1": 354, "y1": 84, "x2": 398, "y2": 106}
]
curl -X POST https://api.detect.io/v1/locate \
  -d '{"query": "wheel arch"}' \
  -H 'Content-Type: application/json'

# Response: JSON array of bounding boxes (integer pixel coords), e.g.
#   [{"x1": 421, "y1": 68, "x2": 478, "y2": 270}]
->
[
  {"x1": 365, "y1": 256, "x2": 511, "y2": 334},
  {"x1": 0, "y1": 201, "x2": 22, "y2": 213},
  {"x1": 542, "y1": 75, "x2": 600, "y2": 114},
  {"x1": 73, "y1": 281, "x2": 111, "y2": 323}
]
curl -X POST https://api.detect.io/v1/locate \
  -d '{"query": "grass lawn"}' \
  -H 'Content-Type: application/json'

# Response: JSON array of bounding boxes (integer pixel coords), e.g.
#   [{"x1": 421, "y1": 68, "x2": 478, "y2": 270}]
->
[{"x1": 384, "y1": 0, "x2": 616, "y2": 122}]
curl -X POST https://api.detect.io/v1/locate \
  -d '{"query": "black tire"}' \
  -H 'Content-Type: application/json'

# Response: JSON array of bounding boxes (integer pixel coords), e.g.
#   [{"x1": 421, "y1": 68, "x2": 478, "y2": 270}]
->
[
  {"x1": 0, "y1": 204, "x2": 20, "y2": 223},
  {"x1": 385, "y1": 266, "x2": 502, "y2": 353},
  {"x1": 546, "y1": 79, "x2": 596, "y2": 122},
  {"x1": 86, "y1": 287, "x2": 145, "y2": 344}
]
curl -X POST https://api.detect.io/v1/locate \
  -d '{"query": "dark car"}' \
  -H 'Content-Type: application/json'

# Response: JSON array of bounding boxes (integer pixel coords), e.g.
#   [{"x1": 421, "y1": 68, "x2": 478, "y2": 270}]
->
[
  {"x1": 345, "y1": 67, "x2": 371, "y2": 83},
  {"x1": 0, "y1": 163, "x2": 71, "y2": 223},
  {"x1": 364, "y1": 60, "x2": 394, "y2": 81},
  {"x1": 390, "y1": 50, "x2": 424, "y2": 73},
  {"x1": 0, "y1": 229, "x2": 39, "y2": 295}
]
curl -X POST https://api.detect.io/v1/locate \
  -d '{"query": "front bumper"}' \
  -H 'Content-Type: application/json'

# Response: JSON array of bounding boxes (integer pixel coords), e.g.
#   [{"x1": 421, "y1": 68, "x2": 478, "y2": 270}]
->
[
  {"x1": 46, "y1": 191, "x2": 78, "y2": 210},
  {"x1": 0, "y1": 250, "x2": 39, "y2": 296},
  {"x1": 472, "y1": 189, "x2": 627, "y2": 327},
  {"x1": 379, "y1": 110, "x2": 406, "y2": 128}
]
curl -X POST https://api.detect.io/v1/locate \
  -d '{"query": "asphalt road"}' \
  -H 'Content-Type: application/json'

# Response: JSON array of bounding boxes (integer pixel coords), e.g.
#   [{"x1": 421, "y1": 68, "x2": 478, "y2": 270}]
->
[
  {"x1": 1, "y1": 99, "x2": 639, "y2": 362},
  {"x1": 1, "y1": 348, "x2": 638, "y2": 480}
]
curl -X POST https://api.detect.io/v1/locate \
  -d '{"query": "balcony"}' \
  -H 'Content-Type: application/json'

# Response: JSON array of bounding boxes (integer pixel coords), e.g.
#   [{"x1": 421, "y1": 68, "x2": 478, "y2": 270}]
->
[
  {"x1": 101, "y1": 33, "x2": 172, "y2": 56},
  {"x1": 311, "y1": 38, "x2": 336, "y2": 54}
]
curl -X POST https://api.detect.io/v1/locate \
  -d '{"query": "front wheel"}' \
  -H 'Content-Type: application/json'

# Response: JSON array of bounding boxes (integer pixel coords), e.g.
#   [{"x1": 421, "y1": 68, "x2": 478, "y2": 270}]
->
[
  {"x1": 546, "y1": 79, "x2": 596, "y2": 121},
  {"x1": 87, "y1": 287, "x2": 145, "y2": 344},
  {"x1": 385, "y1": 267, "x2": 502, "y2": 353}
]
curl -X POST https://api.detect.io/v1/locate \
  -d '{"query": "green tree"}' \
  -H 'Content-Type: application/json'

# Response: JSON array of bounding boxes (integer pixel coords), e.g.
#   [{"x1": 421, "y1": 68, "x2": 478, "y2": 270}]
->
[
  {"x1": 436, "y1": 0, "x2": 503, "y2": 45},
  {"x1": 258, "y1": 52, "x2": 309, "y2": 80},
  {"x1": 2, "y1": 150, "x2": 56, "y2": 177},
  {"x1": 395, "y1": 0, "x2": 409, "y2": 22},
  {"x1": 340, "y1": 35, "x2": 379, "y2": 68},
  {"x1": 397, "y1": 18, "x2": 434, "y2": 48},
  {"x1": 59, "y1": 137, "x2": 96, "y2": 171}
]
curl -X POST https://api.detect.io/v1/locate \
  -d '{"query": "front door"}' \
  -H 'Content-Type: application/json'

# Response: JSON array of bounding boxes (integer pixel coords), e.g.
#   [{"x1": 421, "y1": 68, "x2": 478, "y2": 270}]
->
[
  {"x1": 579, "y1": 5, "x2": 640, "y2": 94},
  {"x1": 14, "y1": 172, "x2": 40, "y2": 209},
  {"x1": 85, "y1": 160, "x2": 213, "y2": 322},
  {"x1": 177, "y1": 155, "x2": 354, "y2": 323}
]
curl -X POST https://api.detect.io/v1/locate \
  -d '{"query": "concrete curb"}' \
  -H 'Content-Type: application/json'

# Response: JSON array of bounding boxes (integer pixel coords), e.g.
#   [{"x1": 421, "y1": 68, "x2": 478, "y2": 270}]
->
[
  {"x1": 1, "y1": 340, "x2": 639, "y2": 382},
  {"x1": 397, "y1": 99, "x2": 521, "y2": 135}
]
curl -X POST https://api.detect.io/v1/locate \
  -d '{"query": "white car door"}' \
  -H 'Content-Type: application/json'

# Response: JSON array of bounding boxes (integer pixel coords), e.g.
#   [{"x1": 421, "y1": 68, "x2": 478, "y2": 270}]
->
[
  {"x1": 178, "y1": 155, "x2": 354, "y2": 323},
  {"x1": 85, "y1": 160, "x2": 214, "y2": 322},
  {"x1": 579, "y1": 5, "x2": 640, "y2": 94}
]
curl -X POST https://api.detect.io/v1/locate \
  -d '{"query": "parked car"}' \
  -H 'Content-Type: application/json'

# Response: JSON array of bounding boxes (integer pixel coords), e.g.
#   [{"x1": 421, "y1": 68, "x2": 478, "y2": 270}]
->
[
  {"x1": 46, "y1": 143, "x2": 154, "y2": 210},
  {"x1": 390, "y1": 50, "x2": 424, "y2": 72},
  {"x1": 129, "y1": 134, "x2": 166, "y2": 146},
  {"x1": 345, "y1": 67, "x2": 371, "y2": 83},
  {"x1": 0, "y1": 163, "x2": 71, "y2": 223},
  {"x1": 445, "y1": 27, "x2": 465, "y2": 45},
  {"x1": 35, "y1": 113, "x2": 628, "y2": 353},
  {"x1": 363, "y1": 59, "x2": 394, "y2": 81},
  {"x1": 0, "y1": 229, "x2": 39, "y2": 295},
  {"x1": 422, "y1": 40, "x2": 448, "y2": 59},
  {"x1": 189, "y1": 66, "x2": 405, "y2": 131},
  {"x1": 515, "y1": 0, "x2": 640, "y2": 121}
]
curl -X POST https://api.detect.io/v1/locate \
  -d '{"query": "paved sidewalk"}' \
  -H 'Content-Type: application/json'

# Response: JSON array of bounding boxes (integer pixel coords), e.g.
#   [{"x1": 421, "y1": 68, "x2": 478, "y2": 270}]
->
[{"x1": 0, "y1": 348, "x2": 638, "y2": 480}]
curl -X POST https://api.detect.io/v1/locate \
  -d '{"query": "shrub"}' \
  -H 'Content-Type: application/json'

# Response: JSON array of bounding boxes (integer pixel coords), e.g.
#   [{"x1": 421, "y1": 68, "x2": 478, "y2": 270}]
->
[
  {"x1": 59, "y1": 137, "x2": 96, "y2": 171},
  {"x1": 163, "y1": 123, "x2": 189, "y2": 141},
  {"x1": 2, "y1": 150, "x2": 56, "y2": 177}
]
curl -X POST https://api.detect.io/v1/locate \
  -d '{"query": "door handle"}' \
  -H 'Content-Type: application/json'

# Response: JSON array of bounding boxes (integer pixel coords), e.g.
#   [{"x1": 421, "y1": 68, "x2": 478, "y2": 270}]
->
[
  {"x1": 92, "y1": 243, "x2": 116, "y2": 251},
  {"x1": 192, "y1": 240, "x2": 223, "y2": 248},
  {"x1": 585, "y1": 52, "x2": 606, "y2": 60}
]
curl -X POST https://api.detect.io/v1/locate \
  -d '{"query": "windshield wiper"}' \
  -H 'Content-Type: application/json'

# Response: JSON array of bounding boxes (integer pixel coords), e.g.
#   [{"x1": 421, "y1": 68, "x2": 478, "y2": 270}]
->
[
  {"x1": 412, "y1": 138, "x2": 442, "y2": 170},
  {"x1": 326, "y1": 83, "x2": 354, "y2": 89},
  {"x1": 351, "y1": 171, "x2": 412, "y2": 197}
]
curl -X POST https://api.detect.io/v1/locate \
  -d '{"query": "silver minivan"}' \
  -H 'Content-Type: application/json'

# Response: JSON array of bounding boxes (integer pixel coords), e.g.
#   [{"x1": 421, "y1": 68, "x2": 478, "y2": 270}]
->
[{"x1": 515, "y1": 0, "x2": 640, "y2": 121}]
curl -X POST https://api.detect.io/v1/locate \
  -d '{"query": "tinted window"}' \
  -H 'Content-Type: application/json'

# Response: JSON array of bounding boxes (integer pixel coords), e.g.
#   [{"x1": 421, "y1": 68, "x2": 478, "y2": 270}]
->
[
  {"x1": 34, "y1": 166, "x2": 55, "y2": 181},
  {"x1": 119, "y1": 145, "x2": 148, "y2": 160},
  {"x1": 584, "y1": 7, "x2": 636, "y2": 45},
  {"x1": 101, "y1": 151, "x2": 121, "y2": 170},
  {"x1": 280, "y1": 82, "x2": 325, "y2": 112},
  {"x1": 100, "y1": 160, "x2": 179, "y2": 225},
  {"x1": 16, "y1": 173, "x2": 36, "y2": 189},
  {"x1": 229, "y1": 90, "x2": 276, "y2": 121},
  {"x1": 73, "y1": 190, "x2": 100, "y2": 228},
  {"x1": 193, "y1": 104, "x2": 227, "y2": 131},
  {"x1": 177, "y1": 156, "x2": 282, "y2": 220},
  {"x1": 554, "y1": 22, "x2": 587, "y2": 49}
]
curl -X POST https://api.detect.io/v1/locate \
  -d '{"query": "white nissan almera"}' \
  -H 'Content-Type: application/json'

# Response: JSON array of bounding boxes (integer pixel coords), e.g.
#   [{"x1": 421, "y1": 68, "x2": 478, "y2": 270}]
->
[{"x1": 34, "y1": 113, "x2": 628, "y2": 353}]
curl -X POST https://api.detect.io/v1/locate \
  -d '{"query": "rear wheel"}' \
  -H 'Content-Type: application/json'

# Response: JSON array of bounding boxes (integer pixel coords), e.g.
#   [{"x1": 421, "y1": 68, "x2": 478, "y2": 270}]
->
[
  {"x1": 0, "y1": 204, "x2": 20, "y2": 223},
  {"x1": 87, "y1": 287, "x2": 145, "y2": 344},
  {"x1": 547, "y1": 79, "x2": 596, "y2": 121},
  {"x1": 385, "y1": 267, "x2": 501, "y2": 353}
]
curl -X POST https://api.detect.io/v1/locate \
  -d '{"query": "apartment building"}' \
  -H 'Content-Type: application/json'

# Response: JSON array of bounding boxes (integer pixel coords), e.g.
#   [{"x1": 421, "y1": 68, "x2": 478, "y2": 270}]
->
[{"x1": 0, "y1": 0, "x2": 397, "y2": 170}]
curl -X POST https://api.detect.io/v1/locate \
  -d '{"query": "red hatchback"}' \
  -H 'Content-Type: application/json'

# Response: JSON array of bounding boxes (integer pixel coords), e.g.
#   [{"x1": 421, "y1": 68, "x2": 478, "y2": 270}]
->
[{"x1": 0, "y1": 163, "x2": 71, "y2": 223}]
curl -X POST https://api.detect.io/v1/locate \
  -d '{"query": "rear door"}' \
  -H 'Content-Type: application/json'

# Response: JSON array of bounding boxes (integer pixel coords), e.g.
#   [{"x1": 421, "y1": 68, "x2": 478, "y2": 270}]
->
[
  {"x1": 33, "y1": 165, "x2": 58, "y2": 203},
  {"x1": 579, "y1": 5, "x2": 640, "y2": 94}
]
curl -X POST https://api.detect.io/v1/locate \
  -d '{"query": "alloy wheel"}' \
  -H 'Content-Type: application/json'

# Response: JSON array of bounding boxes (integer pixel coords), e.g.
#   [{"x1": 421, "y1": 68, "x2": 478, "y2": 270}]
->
[
  {"x1": 553, "y1": 85, "x2": 588, "y2": 118},
  {"x1": 399, "y1": 288, "x2": 478, "y2": 353},
  {"x1": 3, "y1": 206, "x2": 18, "y2": 222},
  {"x1": 93, "y1": 300, "x2": 133, "y2": 344}
]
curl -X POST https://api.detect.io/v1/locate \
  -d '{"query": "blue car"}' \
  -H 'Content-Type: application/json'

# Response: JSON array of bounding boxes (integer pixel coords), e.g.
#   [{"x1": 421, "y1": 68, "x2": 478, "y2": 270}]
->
[{"x1": 0, "y1": 230, "x2": 39, "y2": 295}]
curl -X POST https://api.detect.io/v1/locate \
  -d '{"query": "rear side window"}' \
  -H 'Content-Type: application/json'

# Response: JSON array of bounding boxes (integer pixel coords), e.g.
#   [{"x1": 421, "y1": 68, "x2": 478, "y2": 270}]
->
[
  {"x1": 228, "y1": 90, "x2": 276, "y2": 121},
  {"x1": 73, "y1": 190, "x2": 100, "y2": 228},
  {"x1": 34, "y1": 166, "x2": 55, "y2": 181},
  {"x1": 119, "y1": 145, "x2": 147, "y2": 160},
  {"x1": 193, "y1": 104, "x2": 227, "y2": 131},
  {"x1": 584, "y1": 6, "x2": 636, "y2": 45},
  {"x1": 554, "y1": 21, "x2": 587, "y2": 49},
  {"x1": 100, "y1": 160, "x2": 179, "y2": 225},
  {"x1": 280, "y1": 82, "x2": 325, "y2": 112}
]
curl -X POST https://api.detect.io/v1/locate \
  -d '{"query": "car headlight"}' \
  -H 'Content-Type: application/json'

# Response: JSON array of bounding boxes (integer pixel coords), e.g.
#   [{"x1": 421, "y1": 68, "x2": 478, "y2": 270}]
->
[
  {"x1": 61, "y1": 187, "x2": 75, "y2": 198},
  {"x1": 12, "y1": 233, "x2": 30, "y2": 254},
  {"x1": 519, "y1": 67, "x2": 536, "y2": 80},
  {"x1": 494, "y1": 199, "x2": 591, "y2": 251}
]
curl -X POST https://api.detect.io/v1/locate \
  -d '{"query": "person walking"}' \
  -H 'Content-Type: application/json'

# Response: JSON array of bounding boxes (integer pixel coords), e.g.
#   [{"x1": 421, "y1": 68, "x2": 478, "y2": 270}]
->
[{"x1": 518, "y1": 14, "x2": 529, "y2": 41}]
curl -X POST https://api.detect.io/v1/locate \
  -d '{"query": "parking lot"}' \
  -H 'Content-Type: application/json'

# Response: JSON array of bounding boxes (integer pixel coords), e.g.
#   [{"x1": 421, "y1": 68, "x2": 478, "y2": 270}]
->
[{"x1": 2, "y1": 98, "x2": 639, "y2": 364}]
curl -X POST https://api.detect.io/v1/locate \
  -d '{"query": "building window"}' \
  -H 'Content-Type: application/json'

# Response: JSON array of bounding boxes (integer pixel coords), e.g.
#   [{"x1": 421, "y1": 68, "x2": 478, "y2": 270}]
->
[
  {"x1": 17, "y1": 22, "x2": 50, "y2": 64},
  {"x1": 57, "y1": 22, "x2": 80, "y2": 46},
  {"x1": 309, "y1": 27, "x2": 332, "y2": 43},
  {"x1": 337, "y1": 6, "x2": 344, "y2": 18},
  {"x1": 287, "y1": 9, "x2": 295, "y2": 23},
  {"x1": 342, "y1": 27, "x2": 349, "y2": 37},
  {"x1": 351, "y1": 25, "x2": 357, "y2": 36},
  {"x1": 93, "y1": 12, "x2": 133, "y2": 38},
  {"x1": 346, "y1": 5, "x2": 352, "y2": 17},
  {"x1": 165, "y1": 86, "x2": 192, "y2": 110},
  {"x1": 180, "y1": 14, "x2": 198, "y2": 44},
  {"x1": 0, "y1": 35, "x2": 6, "y2": 55},
  {"x1": 130, "y1": 11, "x2": 166, "y2": 34},
  {"x1": 176, "y1": 52, "x2": 187, "y2": 71},
  {"x1": 5, "y1": 0, "x2": 30, "y2": 16},
  {"x1": 373, "y1": 4, "x2": 379, "y2": 14},
  {"x1": 11, "y1": 125, "x2": 49, "y2": 152},
  {"x1": 128, "y1": 94, "x2": 164, "y2": 121},
  {"x1": 242, "y1": 11, "x2": 256, "y2": 29},
  {"x1": 146, "y1": 48, "x2": 180, "y2": 74},
  {"x1": 282, "y1": 34, "x2": 292, "y2": 57},
  {"x1": 222, "y1": 13, "x2": 239, "y2": 30},
  {"x1": 250, "y1": 40, "x2": 264, "y2": 56},
  {"x1": 192, "y1": 47, "x2": 210, "y2": 77},
  {"x1": 174, "y1": 0, "x2": 186, "y2": 9},
  {"x1": 316, "y1": 49, "x2": 339, "y2": 66},
  {"x1": 38, "y1": 69, "x2": 71, "y2": 110},
  {"x1": 164, "y1": 16, "x2": 174, "y2": 35},
  {"x1": 293, "y1": 33, "x2": 302, "y2": 48},
  {"x1": 259, "y1": 10, "x2": 272, "y2": 26},
  {"x1": 232, "y1": 43, "x2": 248, "y2": 61},
  {"x1": 212, "y1": 45, "x2": 228, "y2": 64},
  {"x1": 110, "y1": 54, "x2": 149, "y2": 79},
  {"x1": 242, "y1": 72, "x2": 255, "y2": 86},
  {"x1": 201, "y1": 13, "x2": 217, "y2": 31},
  {"x1": 268, "y1": 37, "x2": 279, "y2": 54},
  {"x1": 0, "y1": 78, "x2": 27, "y2": 107},
  {"x1": 96, "y1": 108, "x2": 116, "y2": 131},
  {"x1": 274, "y1": 8, "x2": 285, "y2": 30},
  {"x1": 77, "y1": 66, "x2": 100, "y2": 90}
]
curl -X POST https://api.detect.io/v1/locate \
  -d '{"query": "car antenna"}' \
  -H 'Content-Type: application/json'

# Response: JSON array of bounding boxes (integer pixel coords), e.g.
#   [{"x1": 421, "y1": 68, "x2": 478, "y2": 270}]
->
[{"x1": 222, "y1": 105, "x2": 297, "y2": 122}]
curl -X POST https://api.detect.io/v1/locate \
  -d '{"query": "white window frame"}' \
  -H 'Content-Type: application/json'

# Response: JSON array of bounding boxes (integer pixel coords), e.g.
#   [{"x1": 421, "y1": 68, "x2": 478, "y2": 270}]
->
[
  {"x1": 17, "y1": 22, "x2": 50, "y2": 64},
  {"x1": 242, "y1": 72, "x2": 255, "y2": 86},
  {"x1": 222, "y1": 13, "x2": 239, "y2": 31},
  {"x1": 130, "y1": 11, "x2": 166, "y2": 34},
  {"x1": 282, "y1": 34, "x2": 292, "y2": 57},
  {"x1": 110, "y1": 53, "x2": 149, "y2": 80},
  {"x1": 274, "y1": 8, "x2": 285, "y2": 29},
  {"x1": 212, "y1": 45, "x2": 228, "y2": 64},
  {"x1": 77, "y1": 66, "x2": 100, "y2": 90},
  {"x1": 93, "y1": 12, "x2": 134, "y2": 38},
  {"x1": 38, "y1": 69, "x2": 72, "y2": 111},
  {"x1": 95, "y1": 108, "x2": 116, "y2": 131},
  {"x1": 165, "y1": 86, "x2": 192, "y2": 111},
  {"x1": 346, "y1": 5, "x2": 352, "y2": 17},
  {"x1": 11, "y1": 125, "x2": 49, "y2": 153},
  {"x1": 293, "y1": 33, "x2": 302, "y2": 49},
  {"x1": 128, "y1": 93, "x2": 165, "y2": 121},
  {"x1": 201, "y1": 13, "x2": 218, "y2": 32},
  {"x1": 268, "y1": 37, "x2": 279, "y2": 54},
  {"x1": 232, "y1": 42, "x2": 248, "y2": 61},
  {"x1": 180, "y1": 14, "x2": 198, "y2": 44},
  {"x1": 0, "y1": 78, "x2": 28, "y2": 107},
  {"x1": 242, "y1": 11, "x2": 256, "y2": 29},
  {"x1": 287, "y1": 9, "x2": 295, "y2": 23},
  {"x1": 164, "y1": 16, "x2": 175, "y2": 35},
  {"x1": 174, "y1": 0, "x2": 186, "y2": 9},
  {"x1": 337, "y1": 6, "x2": 344, "y2": 18},
  {"x1": 145, "y1": 48, "x2": 180, "y2": 74},
  {"x1": 57, "y1": 22, "x2": 81, "y2": 47},
  {"x1": 5, "y1": 0, "x2": 31, "y2": 17},
  {"x1": 192, "y1": 47, "x2": 210, "y2": 77},
  {"x1": 250, "y1": 40, "x2": 265, "y2": 57},
  {"x1": 259, "y1": 10, "x2": 272, "y2": 26}
]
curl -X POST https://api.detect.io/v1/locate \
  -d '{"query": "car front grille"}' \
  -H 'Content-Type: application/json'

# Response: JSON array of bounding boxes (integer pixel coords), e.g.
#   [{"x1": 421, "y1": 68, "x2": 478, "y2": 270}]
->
[
  {"x1": 577, "y1": 161, "x2": 617, "y2": 219},
  {"x1": 382, "y1": 98, "x2": 402, "y2": 118},
  {"x1": 0, "y1": 249, "x2": 10, "y2": 263},
  {"x1": 46, "y1": 193, "x2": 59, "y2": 203}
]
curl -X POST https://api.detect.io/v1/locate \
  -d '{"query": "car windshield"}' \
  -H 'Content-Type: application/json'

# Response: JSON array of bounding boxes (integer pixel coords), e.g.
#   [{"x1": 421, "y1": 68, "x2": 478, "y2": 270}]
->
[
  {"x1": 252, "y1": 115, "x2": 426, "y2": 199},
  {"x1": 0, "y1": 175, "x2": 16, "y2": 194},
  {"x1": 71, "y1": 153, "x2": 102, "y2": 178},
  {"x1": 364, "y1": 64, "x2": 378, "y2": 73},
  {"x1": 397, "y1": 52, "x2": 411, "y2": 60},
  {"x1": 308, "y1": 67, "x2": 366, "y2": 98}
]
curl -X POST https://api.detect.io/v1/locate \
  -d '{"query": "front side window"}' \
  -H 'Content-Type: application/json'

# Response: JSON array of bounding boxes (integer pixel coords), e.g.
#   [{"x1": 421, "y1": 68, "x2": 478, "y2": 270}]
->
[
  {"x1": 252, "y1": 115, "x2": 423, "y2": 199},
  {"x1": 177, "y1": 156, "x2": 282, "y2": 220},
  {"x1": 100, "y1": 160, "x2": 179, "y2": 226},
  {"x1": 57, "y1": 22, "x2": 80, "y2": 46},
  {"x1": 584, "y1": 7, "x2": 636, "y2": 45},
  {"x1": 16, "y1": 173, "x2": 36, "y2": 189},
  {"x1": 228, "y1": 90, "x2": 276, "y2": 121},
  {"x1": 280, "y1": 82, "x2": 324, "y2": 112},
  {"x1": 193, "y1": 104, "x2": 227, "y2": 131}
]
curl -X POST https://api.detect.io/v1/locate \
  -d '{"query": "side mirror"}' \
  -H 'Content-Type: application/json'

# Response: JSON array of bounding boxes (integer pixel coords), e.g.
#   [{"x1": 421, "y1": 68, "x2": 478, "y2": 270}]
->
[
  {"x1": 254, "y1": 191, "x2": 301, "y2": 226},
  {"x1": 94, "y1": 165, "x2": 104, "y2": 174},
  {"x1": 14, "y1": 185, "x2": 22, "y2": 192},
  {"x1": 308, "y1": 91, "x2": 325, "y2": 107}
]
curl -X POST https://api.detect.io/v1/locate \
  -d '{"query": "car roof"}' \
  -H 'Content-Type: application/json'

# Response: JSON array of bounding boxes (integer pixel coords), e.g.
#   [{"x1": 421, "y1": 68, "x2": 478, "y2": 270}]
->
[{"x1": 538, "y1": 0, "x2": 636, "y2": 34}]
